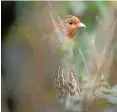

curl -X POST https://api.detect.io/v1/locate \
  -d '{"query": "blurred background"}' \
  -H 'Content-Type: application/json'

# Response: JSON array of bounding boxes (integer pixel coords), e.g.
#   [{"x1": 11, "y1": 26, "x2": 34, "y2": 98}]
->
[
  {"x1": 2, "y1": 1, "x2": 117, "y2": 75},
  {"x1": 1, "y1": 1, "x2": 117, "y2": 112}
]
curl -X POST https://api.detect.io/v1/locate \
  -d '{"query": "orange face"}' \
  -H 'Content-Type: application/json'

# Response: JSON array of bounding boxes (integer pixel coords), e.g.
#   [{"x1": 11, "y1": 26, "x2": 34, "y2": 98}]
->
[{"x1": 59, "y1": 15, "x2": 86, "y2": 39}]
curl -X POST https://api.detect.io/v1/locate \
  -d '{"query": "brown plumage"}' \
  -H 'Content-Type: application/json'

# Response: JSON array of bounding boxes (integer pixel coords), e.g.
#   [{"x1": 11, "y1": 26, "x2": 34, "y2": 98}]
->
[{"x1": 48, "y1": 15, "x2": 86, "y2": 99}]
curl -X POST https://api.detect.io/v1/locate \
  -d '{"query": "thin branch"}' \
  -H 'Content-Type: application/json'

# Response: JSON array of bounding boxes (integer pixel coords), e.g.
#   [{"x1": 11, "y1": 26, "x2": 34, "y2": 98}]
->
[
  {"x1": 77, "y1": 47, "x2": 90, "y2": 77},
  {"x1": 88, "y1": 19, "x2": 117, "y2": 100}
]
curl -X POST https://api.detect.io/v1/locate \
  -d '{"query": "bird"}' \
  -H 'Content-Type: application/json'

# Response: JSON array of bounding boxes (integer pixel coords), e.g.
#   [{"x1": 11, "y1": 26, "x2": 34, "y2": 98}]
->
[
  {"x1": 2, "y1": 7, "x2": 86, "y2": 110},
  {"x1": 47, "y1": 15, "x2": 86, "y2": 102}
]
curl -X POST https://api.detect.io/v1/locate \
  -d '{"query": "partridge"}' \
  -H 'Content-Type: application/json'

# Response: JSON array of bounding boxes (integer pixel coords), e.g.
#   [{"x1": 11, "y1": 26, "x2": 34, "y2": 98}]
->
[{"x1": 47, "y1": 15, "x2": 86, "y2": 99}]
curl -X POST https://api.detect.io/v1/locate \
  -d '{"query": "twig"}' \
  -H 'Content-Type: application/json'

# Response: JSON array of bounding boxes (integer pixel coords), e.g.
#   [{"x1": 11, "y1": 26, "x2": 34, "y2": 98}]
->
[
  {"x1": 77, "y1": 47, "x2": 90, "y2": 77},
  {"x1": 88, "y1": 18, "x2": 117, "y2": 101}
]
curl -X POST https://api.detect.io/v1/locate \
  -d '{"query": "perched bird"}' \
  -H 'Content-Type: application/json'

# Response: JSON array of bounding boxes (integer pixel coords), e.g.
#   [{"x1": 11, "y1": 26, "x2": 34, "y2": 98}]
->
[
  {"x1": 49, "y1": 15, "x2": 86, "y2": 101},
  {"x1": 48, "y1": 15, "x2": 86, "y2": 45}
]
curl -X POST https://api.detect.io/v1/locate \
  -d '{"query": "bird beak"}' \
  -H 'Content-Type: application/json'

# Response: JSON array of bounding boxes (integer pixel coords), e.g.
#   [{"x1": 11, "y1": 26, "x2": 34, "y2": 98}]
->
[{"x1": 78, "y1": 22, "x2": 86, "y2": 28}]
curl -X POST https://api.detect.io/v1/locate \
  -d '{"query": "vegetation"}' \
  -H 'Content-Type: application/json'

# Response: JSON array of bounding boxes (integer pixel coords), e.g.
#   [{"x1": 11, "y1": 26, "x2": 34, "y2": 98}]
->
[{"x1": 3, "y1": 1, "x2": 117, "y2": 112}]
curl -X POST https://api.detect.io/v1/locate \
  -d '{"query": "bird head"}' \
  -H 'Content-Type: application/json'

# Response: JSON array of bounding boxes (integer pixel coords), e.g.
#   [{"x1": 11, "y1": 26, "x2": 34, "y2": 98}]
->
[{"x1": 59, "y1": 15, "x2": 86, "y2": 40}]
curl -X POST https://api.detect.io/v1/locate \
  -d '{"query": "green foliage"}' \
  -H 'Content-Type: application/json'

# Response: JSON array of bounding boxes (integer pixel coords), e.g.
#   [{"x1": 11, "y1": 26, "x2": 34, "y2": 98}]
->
[{"x1": 15, "y1": 1, "x2": 117, "y2": 110}]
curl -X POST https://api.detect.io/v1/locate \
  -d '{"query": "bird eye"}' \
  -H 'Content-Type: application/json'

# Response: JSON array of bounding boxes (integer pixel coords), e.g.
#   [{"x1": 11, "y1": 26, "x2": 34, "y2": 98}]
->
[{"x1": 69, "y1": 21, "x2": 73, "y2": 25}]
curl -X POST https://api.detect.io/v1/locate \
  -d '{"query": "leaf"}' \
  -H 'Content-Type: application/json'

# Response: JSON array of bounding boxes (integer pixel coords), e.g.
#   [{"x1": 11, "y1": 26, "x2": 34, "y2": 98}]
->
[
  {"x1": 93, "y1": 98, "x2": 108, "y2": 108},
  {"x1": 111, "y1": 85, "x2": 117, "y2": 97},
  {"x1": 90, "y1": 98, "x2": 108, "y2": 112},
  {"x1": 71, "y1": 95, "x2": 83, "y2": 102},
  {"x1": 103, "y1": 88, "x2": 112, "y2": 95},
  {"x1": 107, "y1": 96, "x2": 117, "y2": 105}
]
